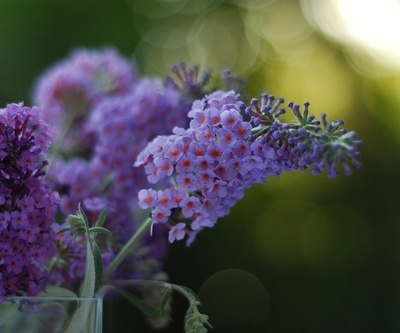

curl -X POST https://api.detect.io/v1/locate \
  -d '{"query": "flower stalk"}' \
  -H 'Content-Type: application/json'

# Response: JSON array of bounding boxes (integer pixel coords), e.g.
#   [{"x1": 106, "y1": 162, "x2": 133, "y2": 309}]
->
[{"x1": 103, "y1": 217, "x2": 153, "y2": 281}]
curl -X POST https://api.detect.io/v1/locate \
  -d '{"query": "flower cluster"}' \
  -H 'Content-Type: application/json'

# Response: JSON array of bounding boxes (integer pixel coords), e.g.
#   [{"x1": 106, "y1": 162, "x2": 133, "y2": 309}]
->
[
  {"x1": 33, "y1": 50, "x2": 161, "y2": 291},
  {"x1": 135, "y1": 91, "x2": 362, "y2": 244},
  {"x1": 0, "y1": 103, "x2": 59, "y2": 301},
  {"x1": 32, "y1": 49, "x2": 215, "y2": 300},
  {"x1": 247, "y1": 95, "x2": 362, "y2": 178},
  {"x1": 0, "y1": 45, "x2": 363, "y2": 333},
  {"x1": 33, "y1": 47, "x2": 137, "y2": 155}
]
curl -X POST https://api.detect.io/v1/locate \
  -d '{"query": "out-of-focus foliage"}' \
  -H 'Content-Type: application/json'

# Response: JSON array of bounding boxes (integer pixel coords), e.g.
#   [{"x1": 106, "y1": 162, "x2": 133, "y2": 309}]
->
[{"x1": 1, "y1": 0, "x2": 399, "y2": 332}]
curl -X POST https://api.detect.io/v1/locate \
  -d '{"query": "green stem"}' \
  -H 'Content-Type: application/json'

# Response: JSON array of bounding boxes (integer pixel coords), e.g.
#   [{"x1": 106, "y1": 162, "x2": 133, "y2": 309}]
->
[
  {"x1": 107, "y1": 279, "x2": 198, "y2": 305},
  {"x1": 103, "y1": 217, "x2": 153, "y2": 281}
]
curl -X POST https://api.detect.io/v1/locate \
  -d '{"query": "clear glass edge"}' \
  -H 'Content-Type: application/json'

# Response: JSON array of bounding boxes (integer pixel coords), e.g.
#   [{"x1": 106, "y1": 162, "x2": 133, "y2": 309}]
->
[{"x1": 4, "y1": 296, "x2": 103, "y2": 301}]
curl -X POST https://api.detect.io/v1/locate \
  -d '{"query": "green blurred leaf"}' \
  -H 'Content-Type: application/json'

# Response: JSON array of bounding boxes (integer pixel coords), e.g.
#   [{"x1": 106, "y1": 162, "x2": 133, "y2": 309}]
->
[
  {"x1": 39, "y1": 286, "x2": 78, "y2": 298},
  {"x1": 89, "y1": 226, "x2": 111, "y2": 235},
  {"x1": 94, "y1": 208, "x2": 107, "y2": 228},
  {"x1": 92, "y1": 242, "x2": 104, "y2": 291},
  {"x1": 79, "y1": 209, "x2": 96, "y2": 298},
  {"x1": 176, "y1": 285, "x2": 201, "y2": 303},
  {"x1": 160, "y1": 286, "x2": 173, "y2": 314},
  {"x1": 65, "y1": 236, "x2": 95, "y2": 333},
  {"x1": 78, "y1": 203, "x2": 90, "y2": 226}
]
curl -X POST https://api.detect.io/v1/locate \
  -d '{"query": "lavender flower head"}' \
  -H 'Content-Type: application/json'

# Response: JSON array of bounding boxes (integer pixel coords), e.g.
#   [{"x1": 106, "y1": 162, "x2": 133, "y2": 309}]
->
[
  {"x1": 248, "y1": 95, "x2": 363, "y2": 177},
  {"x1": 33, "y1": 47, "x2": 138, "y2": 154},
  {"x1": 41, "y1": 55, "x2": 214, "y2": 293},
  {"x1": 45, "y1": 78, "x2": 190, "y2": 290},
  {"x1": 0, "y1": 103, "x2": 59, "y2": 300},
  {"x1": 135, "y1": 91, "x2": 362, "y2": 245}
]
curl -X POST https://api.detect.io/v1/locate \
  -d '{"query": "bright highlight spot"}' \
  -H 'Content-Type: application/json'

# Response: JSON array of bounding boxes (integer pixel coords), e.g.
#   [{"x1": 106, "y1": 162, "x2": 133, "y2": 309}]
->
[
  {"x1": 302, "y1": 0, "x2": 400, "y2": 74},
  {"x1": 336, "y1": 0, "x2": 400, "y2": 53}
]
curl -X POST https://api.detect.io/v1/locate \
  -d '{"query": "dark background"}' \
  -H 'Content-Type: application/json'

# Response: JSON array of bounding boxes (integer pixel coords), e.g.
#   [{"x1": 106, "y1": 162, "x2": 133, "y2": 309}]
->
[{"x1": 1, "y1": 0, "x2": 400, "y2": 332}]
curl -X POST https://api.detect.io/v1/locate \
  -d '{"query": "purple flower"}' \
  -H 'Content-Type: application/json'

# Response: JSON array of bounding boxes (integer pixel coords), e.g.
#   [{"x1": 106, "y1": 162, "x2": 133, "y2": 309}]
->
[
  {"x1": 249, "y1": 96, "x2": 363, "y2": 177},
  {"x1": 151, "y1": 207, "x2": 171, "y2": 224},
  {"x1": 135, "y1": 90, "x2": 362, "y2": 244},
  {"x1": 33, "y1": 47, "x2": 138, "y2": 155},
  {"x1": 0, "y1": 103, "x2": 58, "y2": 299},
  {"x1": 0, "y1": 212, "x2": 10, "y2": 230},
  {"x1": 135, "y1": 91, "x2": 262, "y2": 244},
  {"x1": 138, "y1": 189, "x2": 159, "y2": 209},
  {"x1": 83, "y1": 197, "x2": 110, "y2": 212},
  {"x1": 40, "y1": 55, "x2": 215, "y2": 291},
  {"x1": 168, "y1": 223, "x2": 186, "y2": 243},
  {"x1": 180, "y1": 196, "x2": 202, "y2": 218}
]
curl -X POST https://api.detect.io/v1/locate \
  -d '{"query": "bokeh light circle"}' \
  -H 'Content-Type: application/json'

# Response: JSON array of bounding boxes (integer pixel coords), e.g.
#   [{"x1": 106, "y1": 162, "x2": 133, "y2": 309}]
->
[
  {"x1": 198, "y1": 269, "x2": 269, "y2": 333},
  {"x1": 254, "y1": 198, "x2": 316, "y2": 267}
]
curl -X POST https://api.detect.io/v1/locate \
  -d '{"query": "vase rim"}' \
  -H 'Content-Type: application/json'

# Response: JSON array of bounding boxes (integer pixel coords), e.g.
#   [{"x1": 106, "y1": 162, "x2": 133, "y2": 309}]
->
[{"x1": 4, "y1": 296, "x2": 102, "y2": 301}]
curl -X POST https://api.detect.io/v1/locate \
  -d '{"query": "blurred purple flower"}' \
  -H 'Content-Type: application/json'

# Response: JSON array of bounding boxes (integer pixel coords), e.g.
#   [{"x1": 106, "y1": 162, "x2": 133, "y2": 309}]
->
[
  {"x1": 33, "y1": 47, "x2": 138, "y2": 155},
  {"x1": 38, "y1": 50, "x2": 214, "y2": 292}
]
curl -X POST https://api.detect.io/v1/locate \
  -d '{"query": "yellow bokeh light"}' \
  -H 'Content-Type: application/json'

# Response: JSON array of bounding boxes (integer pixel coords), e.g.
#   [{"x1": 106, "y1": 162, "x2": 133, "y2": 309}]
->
[
  {"x1": 132, "y1": 3, "x2": 269, "y2": 76},
  {"x1": 301, "y1": 0, "x2": 400, "y2": 75},
  {"x1": 336, "y1": 0, "x2": 400, "y2": 52}
]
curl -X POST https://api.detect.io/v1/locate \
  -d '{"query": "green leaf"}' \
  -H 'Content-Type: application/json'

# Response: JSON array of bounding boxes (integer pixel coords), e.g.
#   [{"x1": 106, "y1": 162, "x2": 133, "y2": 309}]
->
[
  {"x1": 78, "y1": 203, "x2": 90, "y2": 227},
  {"x1": 92, "y1": 242, "x2": 104, "y2": 291},
  {"x1": 64, "y1": 236, "x2": 96, "y2": 333},
  {"x1": 64, "y1": 299, "x2": 97, "y2": 333},
  {"x1": 39, "y1": 286, "x2": 79, "y2": 298},
  {"x1": 94, "y1": 208, "x2": 108, "y2": 228},
  {"x1": 89, "y1": 226, "x2": 111, "y2": 235},
  {"x1": 78, "y1": 204, "x2": 97, "y2": 298},
  {"x1": 112, "y1": 287, "x2": 162, "y2": 318},
  {"x1": 176, "y1": 285, "x2": 201, "y2": 303},
  {"x1": 160, "y1": 286, "x2": 173, "y2": 314},
  {"x1": 64, "y1": 204, "x2": 109, "y2": 333},
  {"x1": 80, "y1": 235, "x2": 95, "y2": 298}
]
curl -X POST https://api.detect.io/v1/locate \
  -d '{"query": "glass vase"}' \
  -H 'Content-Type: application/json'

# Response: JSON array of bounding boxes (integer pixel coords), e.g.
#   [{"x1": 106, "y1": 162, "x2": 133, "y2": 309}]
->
[{"x1": 0, "y1": 296, "x2": 103, "y2": 333}]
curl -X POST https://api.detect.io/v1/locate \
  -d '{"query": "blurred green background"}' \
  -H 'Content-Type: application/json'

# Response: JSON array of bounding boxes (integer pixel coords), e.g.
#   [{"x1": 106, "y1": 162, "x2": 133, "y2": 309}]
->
[{"x1": 1, "y1": 0, "x2": 400, "y2": 332}]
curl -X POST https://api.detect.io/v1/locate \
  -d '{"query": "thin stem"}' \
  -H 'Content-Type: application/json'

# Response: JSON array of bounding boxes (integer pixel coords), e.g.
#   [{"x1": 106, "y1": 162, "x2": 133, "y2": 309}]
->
[
  {"x1": 103, "y1": 217, "x2": 153, "y2": 281},
  {"x1": 106, "y1": 279, "x2": 197, "y2": 305},
  {"x1": 47, "y1": 108, "x2": 79, "y2": 170}
]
